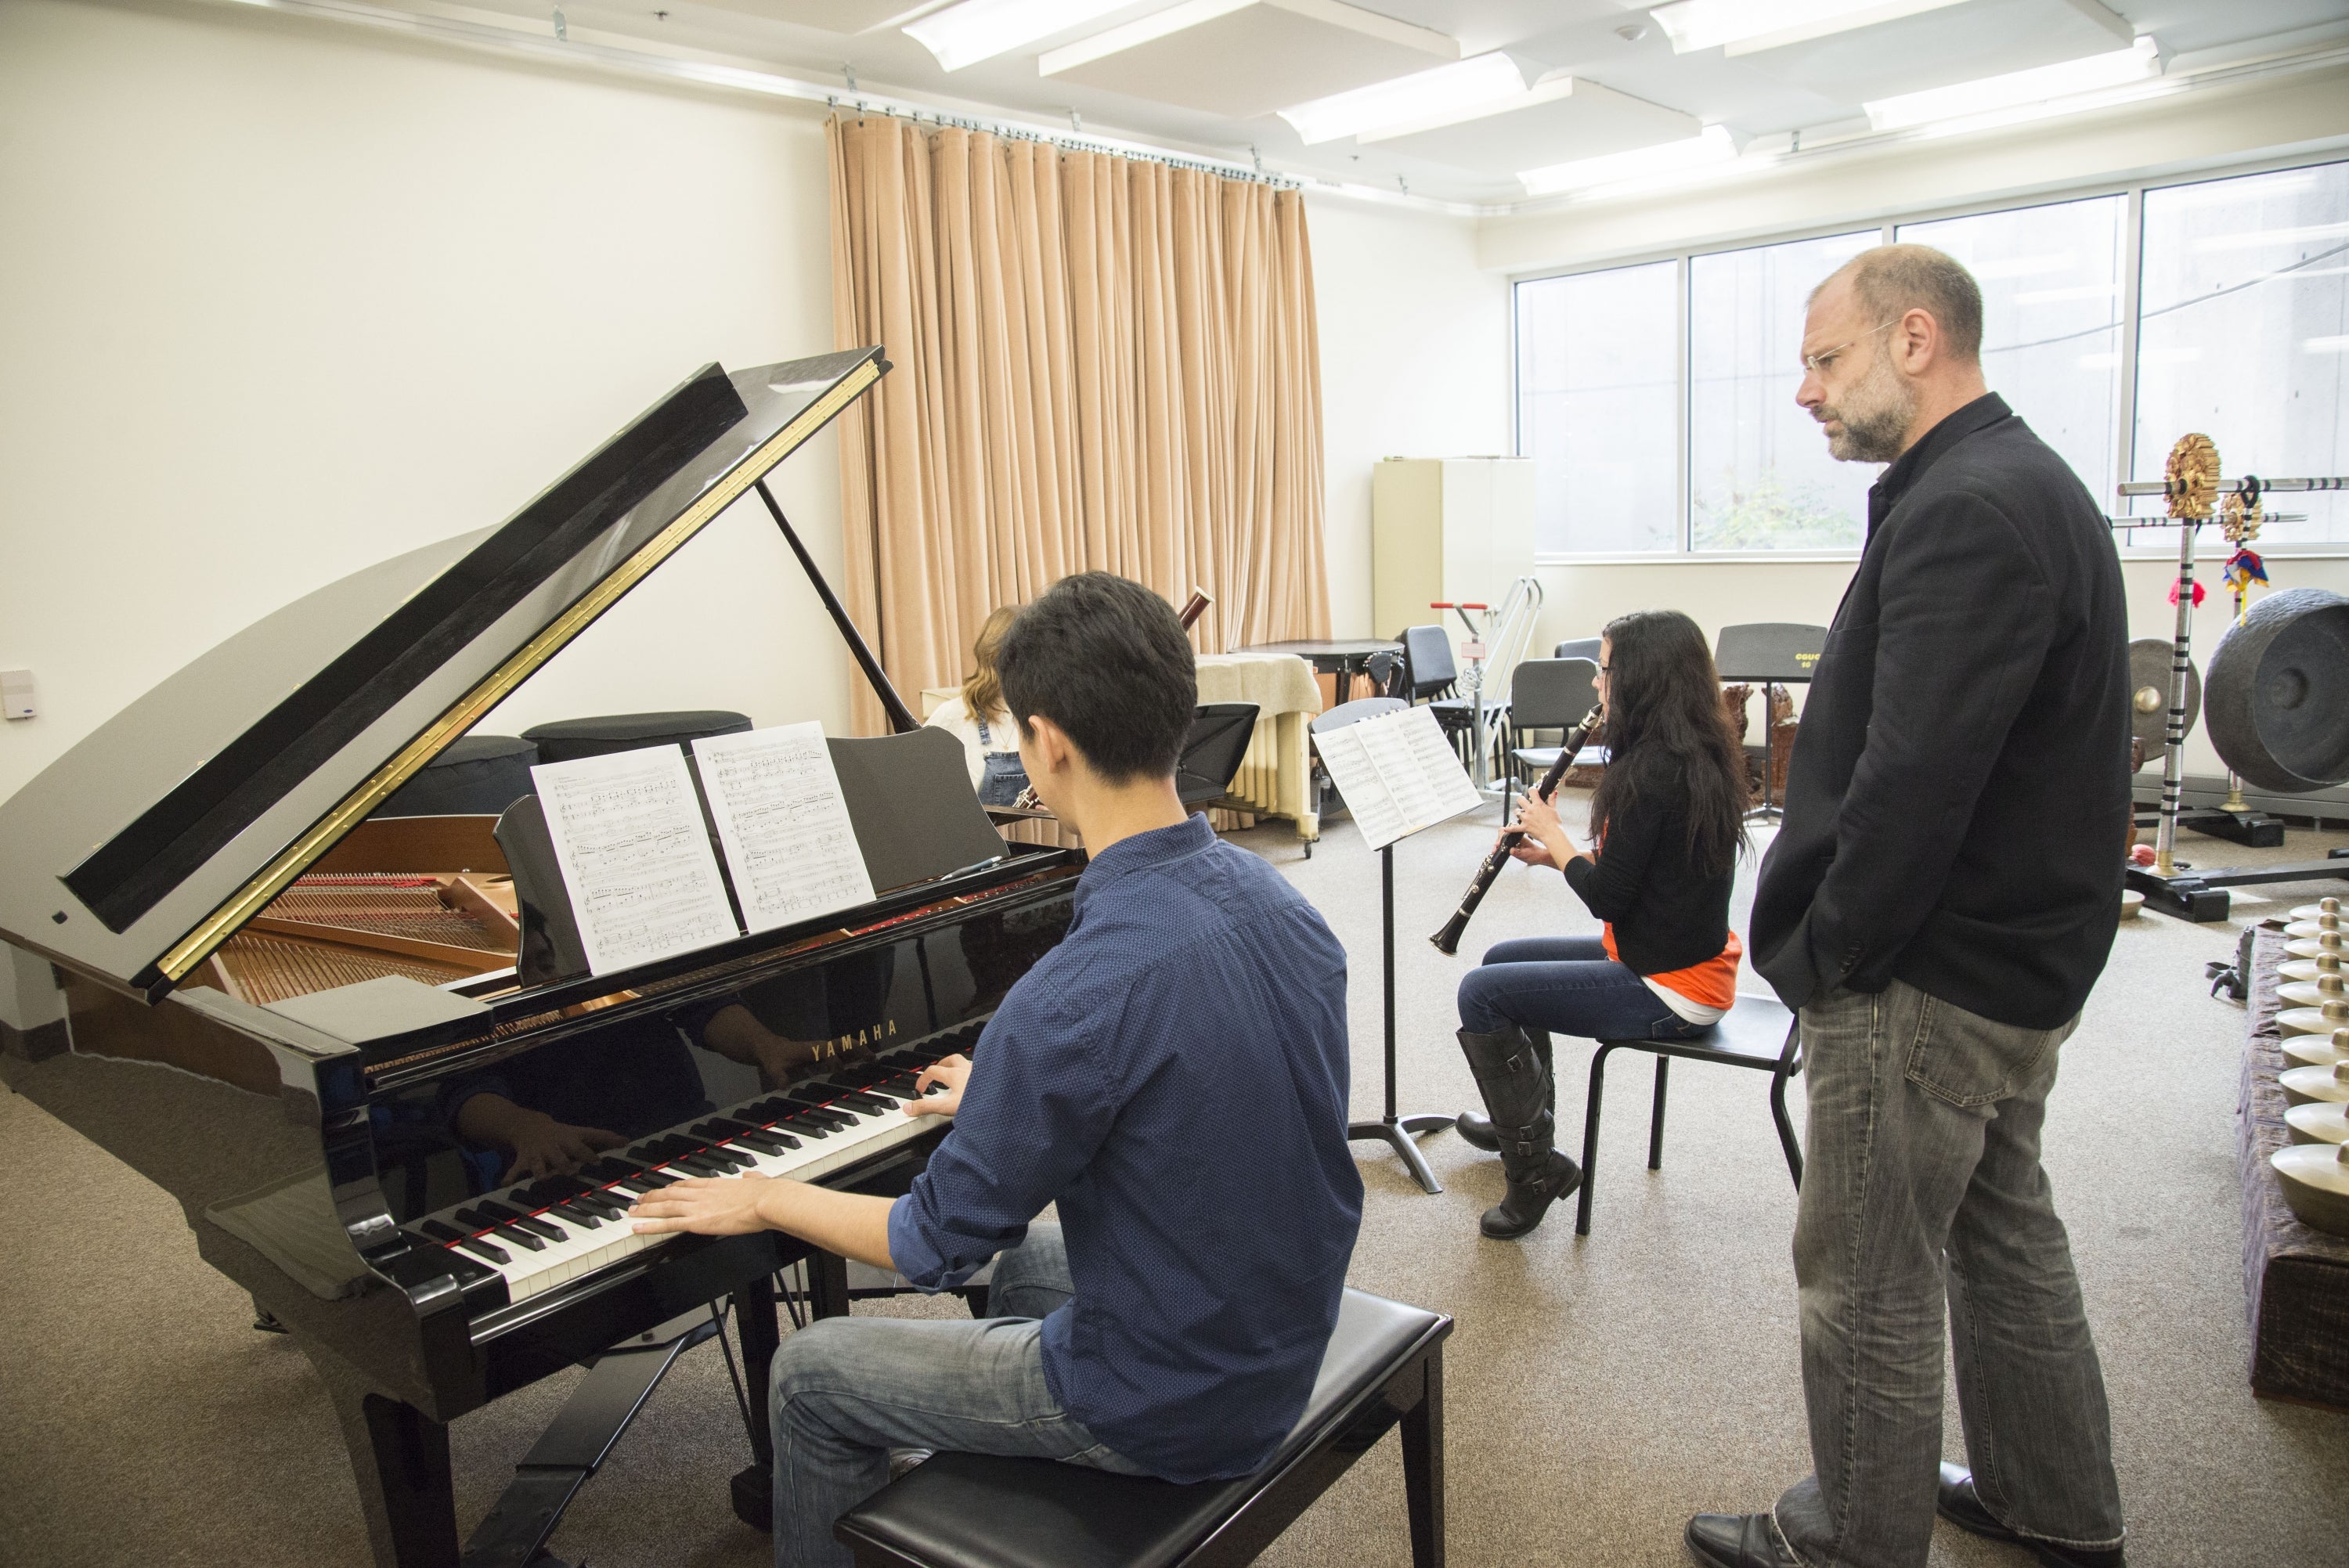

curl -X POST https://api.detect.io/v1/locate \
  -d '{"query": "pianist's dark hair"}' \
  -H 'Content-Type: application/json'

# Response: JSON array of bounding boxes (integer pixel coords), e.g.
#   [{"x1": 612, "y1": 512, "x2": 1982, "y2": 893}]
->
[
  {"x1": 997, "y1": 572, "x2": 1197, "y2": 784},
  {"x1": 1586, "y1": 608, "x2": 1749, "y2": 880}
]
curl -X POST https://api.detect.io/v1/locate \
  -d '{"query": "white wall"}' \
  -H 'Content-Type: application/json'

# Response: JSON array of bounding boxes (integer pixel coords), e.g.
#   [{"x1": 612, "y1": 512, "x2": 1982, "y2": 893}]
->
[
  {"x1": 0, "y1": 0, "x2": 853, "y2": 817},
  {"x1": 1306, "y1": 194, "x2": 1510, "y2": 638}
]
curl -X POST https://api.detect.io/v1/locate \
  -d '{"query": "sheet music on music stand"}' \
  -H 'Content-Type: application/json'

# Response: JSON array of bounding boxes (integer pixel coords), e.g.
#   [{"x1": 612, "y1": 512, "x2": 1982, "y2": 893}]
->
[
  {"x1": 1312, "y1": 705, "x2": 1484, "y2": 850},
  {"x1": 694, "y1": 721, "x2": 876, "y2": 935},
  {"x1": 532, "y1": 746, "x2": 741, "y2": 975}
]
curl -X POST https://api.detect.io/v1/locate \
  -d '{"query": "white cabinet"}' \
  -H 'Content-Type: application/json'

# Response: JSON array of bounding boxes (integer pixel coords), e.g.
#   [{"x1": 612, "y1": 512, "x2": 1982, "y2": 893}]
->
[{"x1": 1372, "y1": 457, "x2": 1535, "y2": 649}]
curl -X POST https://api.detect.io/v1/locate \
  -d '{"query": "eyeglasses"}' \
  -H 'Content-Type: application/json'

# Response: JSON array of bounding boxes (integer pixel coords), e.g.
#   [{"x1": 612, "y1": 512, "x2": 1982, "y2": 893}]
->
[{"x1": 1802, "y1": 318, "x2": 1899, "y2": 376}]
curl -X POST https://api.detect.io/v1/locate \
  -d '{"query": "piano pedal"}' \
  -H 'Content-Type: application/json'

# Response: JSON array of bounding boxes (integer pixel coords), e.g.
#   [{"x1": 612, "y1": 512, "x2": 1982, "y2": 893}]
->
[{"x1": 251, "y1": 1301, "x2": 287, "y2": 1335}]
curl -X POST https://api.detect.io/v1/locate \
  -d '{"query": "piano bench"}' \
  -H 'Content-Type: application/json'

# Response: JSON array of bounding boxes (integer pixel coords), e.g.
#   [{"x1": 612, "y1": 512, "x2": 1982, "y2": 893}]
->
[{"x1": 832, "y1": 1289, "x2": 1451, "y2": 1568}]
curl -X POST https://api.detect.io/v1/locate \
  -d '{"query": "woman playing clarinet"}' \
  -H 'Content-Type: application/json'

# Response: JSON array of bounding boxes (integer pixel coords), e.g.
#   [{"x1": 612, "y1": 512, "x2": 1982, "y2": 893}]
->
[{"x1": 1453, "y1": 608, "x2": 1749, "y2": 1238}]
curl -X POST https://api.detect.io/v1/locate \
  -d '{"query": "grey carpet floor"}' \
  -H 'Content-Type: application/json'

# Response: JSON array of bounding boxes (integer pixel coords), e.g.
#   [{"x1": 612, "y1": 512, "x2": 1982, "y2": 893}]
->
[{"x1": 3, "y1": 798, "x2": 2346, "y2": 1567}]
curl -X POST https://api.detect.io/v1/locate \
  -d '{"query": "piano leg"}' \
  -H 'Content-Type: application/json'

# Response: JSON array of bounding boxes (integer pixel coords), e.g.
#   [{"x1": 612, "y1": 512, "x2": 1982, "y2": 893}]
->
[
  {"x1": 807, "y1": 1250, "x2": 852, "y2": 1320},
  {"x1": 323, "y1": 1378, "x2": 460, "y2": 1568},
  {"x1": 728, "y1": 1278, "x2": 781, "y2": 1532}
]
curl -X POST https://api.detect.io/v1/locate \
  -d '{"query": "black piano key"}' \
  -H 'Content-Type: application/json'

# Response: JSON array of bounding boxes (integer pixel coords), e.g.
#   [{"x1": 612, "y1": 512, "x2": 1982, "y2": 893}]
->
[
  {"x1": 622, "y1": 1169, "x2": 679, "y2": 1190},
  {"x1": 551, "y1": 1202, "x2": 604, "y2": 1228},
  {"x1": 776, "y1": 1114, "x2": 834, "y2": 1140},
  {"x1": 582, "y1": 1156, "x2": 650, "y2": 1186},
  {"x1": 492, "y1": 1223, "x2": 545, "y2": 1253},
  {"x1": 420, "y1": 1218, "x2": 471, "y2": 1245},
  {"x1": 571, "y1": 1189, "x2": 630, "y2": 1217},
  {"x1": 736, "y1": 1129, "x2": 799, "y2": 1155},
  {"x1": 671, "y1": 1153, "x2": 730, "y2": 1177},
  {"x1": 816, "y1": 1090, "x2": 896, "y2": 1113},
  {"x1": 454, "y1": 1235, "x2": 512, "y2": 1266},
  {"x1": 478, "y1": 1200, "x2": 565, "y2": 1242}
]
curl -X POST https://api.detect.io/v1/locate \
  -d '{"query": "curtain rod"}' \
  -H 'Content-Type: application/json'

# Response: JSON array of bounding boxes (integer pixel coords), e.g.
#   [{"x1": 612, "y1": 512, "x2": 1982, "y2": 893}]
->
[{"x1": 828, "y1": 99, "x2": 1301, "y2": 190}]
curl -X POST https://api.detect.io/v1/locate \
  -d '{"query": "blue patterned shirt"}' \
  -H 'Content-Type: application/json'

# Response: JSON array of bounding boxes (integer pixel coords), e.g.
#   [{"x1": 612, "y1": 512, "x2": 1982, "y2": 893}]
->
[{"x1": 887, "y1": 813, "x2": 1361, "y2": 1481}]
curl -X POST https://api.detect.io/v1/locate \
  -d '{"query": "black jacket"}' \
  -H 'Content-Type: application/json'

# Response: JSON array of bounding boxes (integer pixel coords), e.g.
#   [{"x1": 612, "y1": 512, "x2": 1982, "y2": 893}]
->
[
  {"x1": 1564, "y1": 780, "x2": 1734, "y2": 978},
  {"x1": 1748, "y1": 395, "x2": 2129, "y2": 1030}
]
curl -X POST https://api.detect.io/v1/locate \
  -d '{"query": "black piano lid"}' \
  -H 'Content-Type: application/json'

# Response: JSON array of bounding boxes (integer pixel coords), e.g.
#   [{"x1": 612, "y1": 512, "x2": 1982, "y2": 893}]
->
[{"x1": 0, "y1": 348, "x2": 888, "y2": 1001}]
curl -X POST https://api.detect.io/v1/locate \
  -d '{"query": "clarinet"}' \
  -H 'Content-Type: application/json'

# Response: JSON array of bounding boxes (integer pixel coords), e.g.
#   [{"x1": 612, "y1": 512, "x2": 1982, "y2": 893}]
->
[{"x1": 1429, "y1": 705, "x2": 1602, "y2": 955}]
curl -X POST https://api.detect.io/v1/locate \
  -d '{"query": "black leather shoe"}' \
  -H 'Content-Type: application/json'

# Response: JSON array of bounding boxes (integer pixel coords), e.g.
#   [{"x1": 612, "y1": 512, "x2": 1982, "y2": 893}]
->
[
  {"x1": 1686, "y1": 1512, "x2": 1802, "y2": 1568},
  {"x1": 1937, "y1": 1464, "x2": 2124, "y2": 1568},
  {"x1": 1454, "y1": 1110, "x2": 1499, "y2": 1152}
]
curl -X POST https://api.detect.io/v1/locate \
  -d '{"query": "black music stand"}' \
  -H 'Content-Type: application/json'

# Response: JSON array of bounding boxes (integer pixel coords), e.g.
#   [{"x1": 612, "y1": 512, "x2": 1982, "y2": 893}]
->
[
  {"x1": 1178, "y1": 702, "x2": 1262, "y2": 806},
  {"x1": 1715, "y1": 622, "x2": 1826, "y2": 822},
  {"x1": 1313, "y1": 699, "x2": 1463, "y2": 1196}
]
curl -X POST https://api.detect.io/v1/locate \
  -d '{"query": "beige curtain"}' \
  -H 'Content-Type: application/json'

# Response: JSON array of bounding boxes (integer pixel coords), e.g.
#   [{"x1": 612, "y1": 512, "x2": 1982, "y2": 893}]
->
[{"x1": 827, "y1": 113, "x2": 1331, "y2": 734}]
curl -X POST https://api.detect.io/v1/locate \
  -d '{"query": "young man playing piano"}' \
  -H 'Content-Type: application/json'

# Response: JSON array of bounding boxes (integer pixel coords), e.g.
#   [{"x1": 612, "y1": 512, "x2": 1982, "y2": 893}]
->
[{"x1": 629, "y1": 571, "x2": 1363, "y2": 1568}]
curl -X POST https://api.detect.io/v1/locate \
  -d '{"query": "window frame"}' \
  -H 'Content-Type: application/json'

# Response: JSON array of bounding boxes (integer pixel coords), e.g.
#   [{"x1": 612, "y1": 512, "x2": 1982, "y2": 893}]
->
[{"x1": 1510, "y1": 150, "x2": 2349, "y2": 564}]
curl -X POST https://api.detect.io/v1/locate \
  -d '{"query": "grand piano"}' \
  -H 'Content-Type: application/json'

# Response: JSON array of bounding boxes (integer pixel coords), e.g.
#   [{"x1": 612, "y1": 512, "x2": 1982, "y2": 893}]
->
[{"x1": 0, "y1": 350, "x2": 1085, "y2": 1567}]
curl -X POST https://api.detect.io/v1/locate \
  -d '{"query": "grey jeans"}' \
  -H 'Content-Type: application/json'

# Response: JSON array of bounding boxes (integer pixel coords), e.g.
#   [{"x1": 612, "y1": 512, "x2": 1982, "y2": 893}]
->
[
  {"x1": 1773, "y1": 980, "x2": 2123, "y2": 1568},
  {"x1": 768, "y1": 1225, "x2": 1147, "y2": 1568}
]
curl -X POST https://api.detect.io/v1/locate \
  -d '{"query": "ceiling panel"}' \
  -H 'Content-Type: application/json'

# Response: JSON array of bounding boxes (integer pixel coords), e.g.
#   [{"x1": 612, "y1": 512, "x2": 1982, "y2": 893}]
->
[
  {"x1": 695, "y1": 0, "x2": 934, "y2": 31},
  {"x1": 1730, "y1": 0, "x2": 2138, "y2": 103},
  {"x1": 1040, "y1": 0, "x2": 1460, "y2": 119},
  {"x1": 1360, "y1": 76, "x2": 1700, "y2": 175}
]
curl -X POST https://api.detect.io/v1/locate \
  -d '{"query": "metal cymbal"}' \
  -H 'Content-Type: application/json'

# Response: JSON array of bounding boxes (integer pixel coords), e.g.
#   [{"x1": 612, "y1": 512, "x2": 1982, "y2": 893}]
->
[
  {"x1": 2283, "y1": 1028, "x2": 2349, "y2": 1071},
  {"x1": 2290, "y1": 899, "x2": 2344, "y2": 922},
  {"x1": 2272, "y1": 1144, "x2": 2349, "y2": 1236},
  {"x1": 2281, "y1": 1063, "x2": 2349, "y2": 1105},
  {"x1": 2280, "y1": 953, "x2": 2344, "y2": 983},
  {"x1": 2288, "y1": 932, "x2": 2347, "y2": 961},
  {"x1": 2280, "y1": 999, "x2": 2349, "y2": 1036},
  {"x1": 2286, "y1": 916, "x2": 2342, "y2": 939},
  {"x1": 2286, "y1": 1101, "x2": 2349, "y2": 1146},
  {"x1": 2281, "y1": 974, "x2": 2349, "y2": 1009},
  {"x1": 2126, "y1": 639, "x2": 2197, "y2": 759}
]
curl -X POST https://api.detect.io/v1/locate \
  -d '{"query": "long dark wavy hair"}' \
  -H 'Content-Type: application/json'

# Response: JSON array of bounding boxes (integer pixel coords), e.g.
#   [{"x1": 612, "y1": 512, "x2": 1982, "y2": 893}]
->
[{"x1": 1586, "y1": 609, "x2": 1749, "y2": 878}]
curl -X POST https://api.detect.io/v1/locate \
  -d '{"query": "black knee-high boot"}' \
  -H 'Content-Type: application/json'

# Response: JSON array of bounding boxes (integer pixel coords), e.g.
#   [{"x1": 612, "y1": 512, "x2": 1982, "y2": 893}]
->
[
  {"x1": 1455, "y1": 1029, "x2": 1554, "y2": 1152},
  {"x1": 1456, "y1": 1025, "x2": 1580, "y2": 1238}
]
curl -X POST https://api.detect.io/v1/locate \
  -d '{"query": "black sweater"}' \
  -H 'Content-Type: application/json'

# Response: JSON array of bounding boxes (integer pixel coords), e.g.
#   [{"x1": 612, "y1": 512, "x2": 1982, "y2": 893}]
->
[
  {"x1": 1562, "y1": 783, "x2": 1734, "y2": 977},
  {"x1": 1748, "y1": 395, "x2": 2127, "y2": 1029}
]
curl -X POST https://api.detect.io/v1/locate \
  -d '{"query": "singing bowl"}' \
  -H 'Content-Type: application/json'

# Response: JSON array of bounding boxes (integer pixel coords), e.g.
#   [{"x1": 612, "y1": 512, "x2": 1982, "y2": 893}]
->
[
  {"x1": 2272, "y1": 1144, "x2": 2349, "y2": 1237},
  {"x1": 2286, "y1": 1102, "x2": 2349, "y2": 1146},
  {"x1": 2280, "y1": 1064, "x2": 2349, "y2": 1106},
  {"x1": 2283, "y1": 1029, "x2": 2349, "y2": 1070},
  {"x1": 2290, "y1": 899, "x2": 2344, "y2": 922},
  {"x1": 2279, "y1": 953, "x2": 2344, "y2": 983},
  {"x1": 2281, "y1": 975, "x2": 2349, "y2": 1009},
  {"x1": 2280, "y1": 1000, "x2": 2349, "y2": 1037}
]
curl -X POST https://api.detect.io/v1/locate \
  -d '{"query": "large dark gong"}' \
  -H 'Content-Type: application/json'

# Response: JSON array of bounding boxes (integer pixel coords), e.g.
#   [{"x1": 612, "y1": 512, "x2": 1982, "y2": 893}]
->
[{"x1": 2206, "y1": 587, "x2": 2349, "y2": 792}]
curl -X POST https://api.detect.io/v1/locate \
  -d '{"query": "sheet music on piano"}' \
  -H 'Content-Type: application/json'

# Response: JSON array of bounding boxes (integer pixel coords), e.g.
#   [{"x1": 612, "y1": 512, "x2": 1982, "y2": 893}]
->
[
  {"x1": 1314, "y1": 705, "x2": 1482, "y2": 851},
  {"x1": 531, "y1": 746, "x2": 741, "y2": 974},
  {"x1": 693, "y1": 721, "x2": 875, "y2": 935}
]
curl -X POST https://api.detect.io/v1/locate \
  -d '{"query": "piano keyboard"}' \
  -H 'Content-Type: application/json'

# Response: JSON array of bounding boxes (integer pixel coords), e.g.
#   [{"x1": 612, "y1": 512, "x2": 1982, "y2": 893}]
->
[{"x1": 402, "y1": 1018, "x2": 985, "y2": 1308}]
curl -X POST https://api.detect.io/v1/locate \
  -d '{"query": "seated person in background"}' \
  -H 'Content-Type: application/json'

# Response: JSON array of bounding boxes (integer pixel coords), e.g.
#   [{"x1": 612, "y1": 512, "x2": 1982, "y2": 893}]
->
[
  {"x1": 924, "y1": 605, "x2": 1030, "y2": 806},
  {"x1": 629, "y1": 572, "x2": 1362, "y2": 1568},
  {"x1": 1452, "y1": 608, "x2": 1749, "y2": 1240}
]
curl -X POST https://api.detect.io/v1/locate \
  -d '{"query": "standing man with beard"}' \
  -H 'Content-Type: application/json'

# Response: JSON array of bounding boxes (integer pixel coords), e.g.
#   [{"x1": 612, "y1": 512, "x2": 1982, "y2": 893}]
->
[{"x1": 1685, "y1": 247, "x2": 2131, "y2": 1568}]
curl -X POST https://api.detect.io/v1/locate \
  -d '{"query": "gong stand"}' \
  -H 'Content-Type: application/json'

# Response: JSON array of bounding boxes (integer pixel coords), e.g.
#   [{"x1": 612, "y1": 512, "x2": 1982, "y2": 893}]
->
[{"x1": 2113, "y1": 466, "x2": 2349, "y2": 922}]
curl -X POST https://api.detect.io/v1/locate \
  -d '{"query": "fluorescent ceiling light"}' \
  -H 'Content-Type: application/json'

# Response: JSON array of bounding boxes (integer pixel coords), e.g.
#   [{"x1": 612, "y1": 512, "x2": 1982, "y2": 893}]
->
[
  {"x1": 1970, "y1": 251, "x2": 2077, "y2": 280},
  {"x1": 1277, "y1": 51, "x2": 1526, "y2": 145},
  {"x1": 2308, "y1": 336, "x2": 2349, "y2": 355},
  {"x1": 1864, "y1": 37, "x2": 2161, "y2": 132},
  {"x1": 904, "y1": 0, "x2": 1134, "y2": 71},
  {"x1": 1519, "y1": 124, "x2": 1736, "y2": 196},
  {"x1": 1651, "y1": 0, "x2": 1967, "y2": 56}
]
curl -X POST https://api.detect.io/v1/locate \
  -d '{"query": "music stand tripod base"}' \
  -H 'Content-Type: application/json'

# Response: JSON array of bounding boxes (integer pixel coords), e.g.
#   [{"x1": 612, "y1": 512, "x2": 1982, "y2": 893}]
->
[{"x1": 1348, "y1": 1113, "x2": 1451, "y2": 1195}]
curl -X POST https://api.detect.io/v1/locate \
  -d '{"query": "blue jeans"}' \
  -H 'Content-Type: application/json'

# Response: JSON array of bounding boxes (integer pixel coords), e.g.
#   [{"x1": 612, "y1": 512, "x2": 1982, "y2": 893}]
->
[
  {"x1": 1774, "y1": 981, "x2": 2123, "y2": 1568},
  {"x1": 767, "y1": 1226, "x2": 1147, "y2": 1568},
  {"x1": 1456, "y1": 935, "x2": 1704, "y2": 1042}
]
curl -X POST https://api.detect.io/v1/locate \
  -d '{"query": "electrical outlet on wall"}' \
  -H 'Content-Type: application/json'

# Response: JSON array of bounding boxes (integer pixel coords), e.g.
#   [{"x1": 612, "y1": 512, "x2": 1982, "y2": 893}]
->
[{"x1": 2, "y1": 669, "x2": 34, "y2": 720}]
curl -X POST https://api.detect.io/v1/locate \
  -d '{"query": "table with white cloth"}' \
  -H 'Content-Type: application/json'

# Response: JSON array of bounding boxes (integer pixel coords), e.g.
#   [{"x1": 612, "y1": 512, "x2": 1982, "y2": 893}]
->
[{"x1": 1195, "y1": 651, "x2": 1322, "y2": 846}]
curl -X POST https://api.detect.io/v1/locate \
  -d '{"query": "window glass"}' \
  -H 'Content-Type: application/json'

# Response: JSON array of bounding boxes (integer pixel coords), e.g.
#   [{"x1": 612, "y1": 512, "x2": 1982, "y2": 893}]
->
[
  {"x1": 2136, "y1": 161, "x2": 2349, "y2": 543},
  {"x1": 1516, "y1": 261, "x2": 1679, "y2": 553},
  {"x1": 1896, "y1": 196, "x2": 2125, "y2": 508},
  {"x1": 1688, "y1": 230, "x2": 1877, "y2": 551}
]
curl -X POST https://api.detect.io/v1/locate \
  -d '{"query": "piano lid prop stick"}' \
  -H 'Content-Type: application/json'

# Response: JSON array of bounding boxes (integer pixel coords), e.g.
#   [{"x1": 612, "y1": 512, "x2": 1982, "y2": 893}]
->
[
  {"x1": 756, "y1": 478, "x2": 919, "y2": 735},
  {"x1": 1178, "y1": 587, "x2": 1211, "y2": 631},
  {"x1": 1430, "y1": 705, "x2": 1602, "y2": 955}
]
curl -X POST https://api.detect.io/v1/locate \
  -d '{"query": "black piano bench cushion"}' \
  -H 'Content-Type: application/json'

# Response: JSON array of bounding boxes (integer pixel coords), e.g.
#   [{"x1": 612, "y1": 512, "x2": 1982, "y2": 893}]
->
[
  {"x1": 521, "y1": 710, "x2": 752, "y2": 764},
  {"x1": 833, "y1": 1289, "x2": 1449, "y2": 1568},
  {"x1": 373, "y1": 734, "x2": 538, "y2": 818}
]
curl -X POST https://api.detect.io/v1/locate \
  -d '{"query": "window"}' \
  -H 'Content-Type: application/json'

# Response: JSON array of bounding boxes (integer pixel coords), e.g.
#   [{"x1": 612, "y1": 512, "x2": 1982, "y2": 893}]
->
[
  {"x1": 1515, "y1": 260, "x2": 1679, "y2": 553},
  {"x1": 1896, "y1": 195, "x2": 2126, "y2": 509},
  {"x1": 1513, "y1": 157, "x2": 2349, "y2": 556},
  {"x1": 1688, "y1": 230, "x2": 1877, "y2": 550},
  {"x1": 2136, "y1": 163, "x2": 2349, "y2": 543}
]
